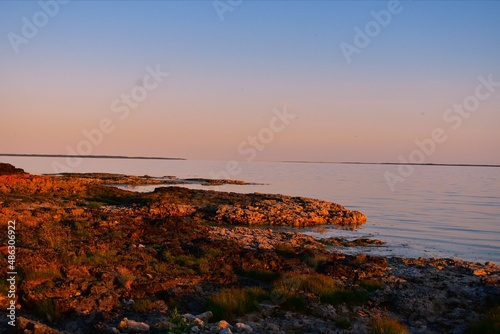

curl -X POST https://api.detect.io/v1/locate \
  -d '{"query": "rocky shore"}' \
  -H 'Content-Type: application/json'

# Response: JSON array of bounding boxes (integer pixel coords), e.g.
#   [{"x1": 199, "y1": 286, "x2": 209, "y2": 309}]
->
[{"x1": 0, "y1": 163, "x2": 498, "y2": 334}]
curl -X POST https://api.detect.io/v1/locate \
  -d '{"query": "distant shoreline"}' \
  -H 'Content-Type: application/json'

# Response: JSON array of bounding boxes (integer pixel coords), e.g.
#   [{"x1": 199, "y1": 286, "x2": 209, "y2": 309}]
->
[
  {"x1": 1, "y1": 154, "x2": 498, "y2": 167},
  {"x1": 0, "y1": 153, "x2": 186, "y2": 160},
  {"x1": 282, "y1": 161, "x2": 500, "y2": 168}
]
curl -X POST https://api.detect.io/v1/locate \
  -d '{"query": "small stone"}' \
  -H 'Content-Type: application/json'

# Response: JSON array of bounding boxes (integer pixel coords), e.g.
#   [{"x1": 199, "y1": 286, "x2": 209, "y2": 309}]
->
[
  {"x1": 266, "y1": 323, "x2": 280, "y2": 333},
  {"x1": 220, "y1": 328, "x2": 233, "y2": 334},
  {"x1": 218, "y1": 320, "x2": 231, "y2": 329},
  {"x1": 117, "y1": 317, "x2": 150, "y2": 333},
  {"x1": 235, "y1": 322, "x2": 253, "y2": 333},
  {"x1": 193, "y1": 318, "x2": 204, "y2": 327},
  {"x1": 191, "y1": 325, "x2": 200, "y2": 333},
  {"x1": 195, "y1": 310, "x2": 213, "y2": 322}
]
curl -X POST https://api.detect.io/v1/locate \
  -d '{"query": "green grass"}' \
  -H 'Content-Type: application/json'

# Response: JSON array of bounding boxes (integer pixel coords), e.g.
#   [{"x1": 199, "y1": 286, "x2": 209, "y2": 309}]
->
[
  {"x1": 207, "y1": 287, "x2": 269, "y2": 320},
  {"x1": 64, "y1": 250, "x2": 117, "y2": 266},
  {"x1": 167, "y1": 308, "x2": 191, "y2": 334},
  {"x1": 132, "y1": 299, "x2": 151, "y2": 312},
  {"x1": 275, "y1": 243, "x2": 296, "y2": 257},
  {"x1": 370, "y1": 317, "x2": 409, "y2": 334},
  {"x1": 238, "y1": 268, "x2": 279, "y2": 282},
  {"x1": 35, "y1": 299, "x2": 61, "y2": 322},
  {"x1": 359, "y1": 279, "x2": 384, "y2": 292},
  {"x1": 274, "y1": 272, "x2": 369, "y2": 306},
  {"x1": 304, "y1": 253, "x2": 330, "y2": 269},
  {"x1": 465, "y1": 306, "x2": 500, "y2": 334}
]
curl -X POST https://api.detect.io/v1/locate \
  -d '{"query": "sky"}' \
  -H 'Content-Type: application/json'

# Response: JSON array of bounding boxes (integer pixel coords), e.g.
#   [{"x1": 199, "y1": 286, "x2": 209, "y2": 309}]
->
[{"x1": 1, "y1": 0, "x2": 499, "y2": 164}]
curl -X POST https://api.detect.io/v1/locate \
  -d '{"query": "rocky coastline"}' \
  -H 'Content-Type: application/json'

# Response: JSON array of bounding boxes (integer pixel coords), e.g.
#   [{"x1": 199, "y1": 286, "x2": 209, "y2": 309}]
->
[{"x1": 0, "y1": 163, "x2": 498, "y2": 334}]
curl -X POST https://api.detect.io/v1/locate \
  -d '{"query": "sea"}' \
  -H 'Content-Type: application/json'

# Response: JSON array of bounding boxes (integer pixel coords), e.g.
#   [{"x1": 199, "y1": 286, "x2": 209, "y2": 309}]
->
[{"x1": 3, "y1": 156, "x2": 499, "y2": 264}]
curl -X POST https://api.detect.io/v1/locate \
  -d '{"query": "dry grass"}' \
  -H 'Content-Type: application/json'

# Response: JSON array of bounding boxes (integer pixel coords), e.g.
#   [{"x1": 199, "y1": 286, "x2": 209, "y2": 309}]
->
[
  {"x1": 370, "y1": 317, "x2": 409, "y2": 334},
  {"x1": 207, "y1": 287, "x2": 269, "y2": 320}
]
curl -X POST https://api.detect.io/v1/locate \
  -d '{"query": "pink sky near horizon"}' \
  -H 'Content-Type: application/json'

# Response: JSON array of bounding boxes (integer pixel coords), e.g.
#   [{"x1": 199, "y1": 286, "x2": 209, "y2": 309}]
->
[{"x1": 1, "y1": 1, "x2": 499, "y2": 165}]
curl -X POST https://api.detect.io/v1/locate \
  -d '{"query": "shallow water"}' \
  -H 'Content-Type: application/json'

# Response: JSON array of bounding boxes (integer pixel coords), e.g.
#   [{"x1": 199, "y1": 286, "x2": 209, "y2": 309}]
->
[{"x1": 3, "y1": 156, "x2": 500, "y2": 263}]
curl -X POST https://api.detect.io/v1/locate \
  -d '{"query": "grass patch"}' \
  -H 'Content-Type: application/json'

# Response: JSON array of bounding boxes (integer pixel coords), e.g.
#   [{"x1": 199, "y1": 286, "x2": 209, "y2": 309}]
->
[
  {"x1": 370, "y1": 317, "x2": 409, "y2": 334},
  {"x1": 336, "y1": 318, "x2": 352, "y2": 329},
  {"x1": 161, "y1": 251, "x2": 213, "y2": 274},
  {"x1": 304, "y1": 252, "x2": 330, "y2": 269},
  {"x1": 24, "y1": 268, "x2": 60, "y2": 281},
  {"x1": 275, "y1": 243, "x2": 296, "y2": 258},
  {"x1": 117, "y1": 273, "x2": 136, "y2": 289},
  {"x1": 87, "y1": 201, "x2": 104, "y2": 209},
  {"x1": 359, "y1": 279, "x2": 384, "y2": 292},
  {"x1": 166, "y1": 308, "x2": 191, "y2": 334},
  {"x1": 65, "y1": 250, "x2": 117, "y2": 267},
  {"x1": 238, "y1": 268, "x2": 279, "y2": 282},
  {"x1": 35, "y1": 299, "x2": 61, "y2": 322},
  {"x1": 207, "y1": 287, "x2": 269, "y2": 321},
  {"x1": 204, "y1": 248, "x2": 222, "y2": 259},
  {"x1": 132, "y1": 299, "x2": 151, "y2": 312},
  {"x1": 466, "y1": 306, "x2": 500, "y2": 334},
  {"x1": 274, "y1": 272, "x2": 369, "y2": 306}
]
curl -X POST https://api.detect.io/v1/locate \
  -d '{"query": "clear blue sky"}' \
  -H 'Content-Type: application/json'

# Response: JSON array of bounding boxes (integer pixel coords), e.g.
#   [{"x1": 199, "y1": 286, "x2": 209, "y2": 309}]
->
[{"x1": 1, "y1": 1, "x2": 499, "y2": 164}]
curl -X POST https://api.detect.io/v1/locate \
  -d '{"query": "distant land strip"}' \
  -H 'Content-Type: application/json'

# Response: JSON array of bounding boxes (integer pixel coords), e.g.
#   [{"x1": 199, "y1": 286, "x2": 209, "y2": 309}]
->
[
  {"x1": 283, "y1": 161, "x2": 500, "y2": 168},
  {"x1": 0, "y1": 153, "x2": 186, "y2": 160}
]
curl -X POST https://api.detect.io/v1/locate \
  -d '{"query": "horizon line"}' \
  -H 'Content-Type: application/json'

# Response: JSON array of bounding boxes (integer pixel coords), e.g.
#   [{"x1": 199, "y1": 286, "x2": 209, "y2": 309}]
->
[
  {"x1": 282, "y1": 161, "x2": 500, "y2": 168},
  {"x1": 1, "y1": 154, "x2": 499, "y2": 168}
]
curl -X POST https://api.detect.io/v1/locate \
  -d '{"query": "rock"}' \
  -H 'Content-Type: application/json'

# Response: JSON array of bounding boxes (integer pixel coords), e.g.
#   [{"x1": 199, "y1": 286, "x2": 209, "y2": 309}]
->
[
  {"x1": 191, "y1": 325, "x2": 200, "y2": 333},
  {"x1": 16, "y1": 316, "x2": 62, "y2": 333},
  {"x1": 195, "y1": 310, "x2": 213, "y2": 323},
  {"x1": 220, "y1": 328, "x2": 233, "y2": 334},
  {"x1": 193, "y1": 318, "x2": 204, "y2": 327},
  {"x1": 234, "y1": 322, "x2": 253, "y2": 332},
  {"x1": 211, "y1": 193, "x2": 366, "y2": 227},
  {"x1": 218, "y1": 320, "x2": 232, "y2": 329},
  {"x1": 0, "y1": 163, "x2": 25, "y2": 175},
  {"x1": 117, "y1": 317, "x2": 150, "y2": 333},
  {"x1": 265, "y1": 323, "x2": 281, "y2": 333},
  {"x1": 473, "y1": 269, "x2": 487, "y2": 276}
]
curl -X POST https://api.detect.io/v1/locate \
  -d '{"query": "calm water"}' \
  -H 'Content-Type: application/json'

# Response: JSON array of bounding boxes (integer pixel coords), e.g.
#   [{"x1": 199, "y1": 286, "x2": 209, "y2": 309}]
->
[{"x1": 3, "y1": 157, "x2": 500, "y2": 264}]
